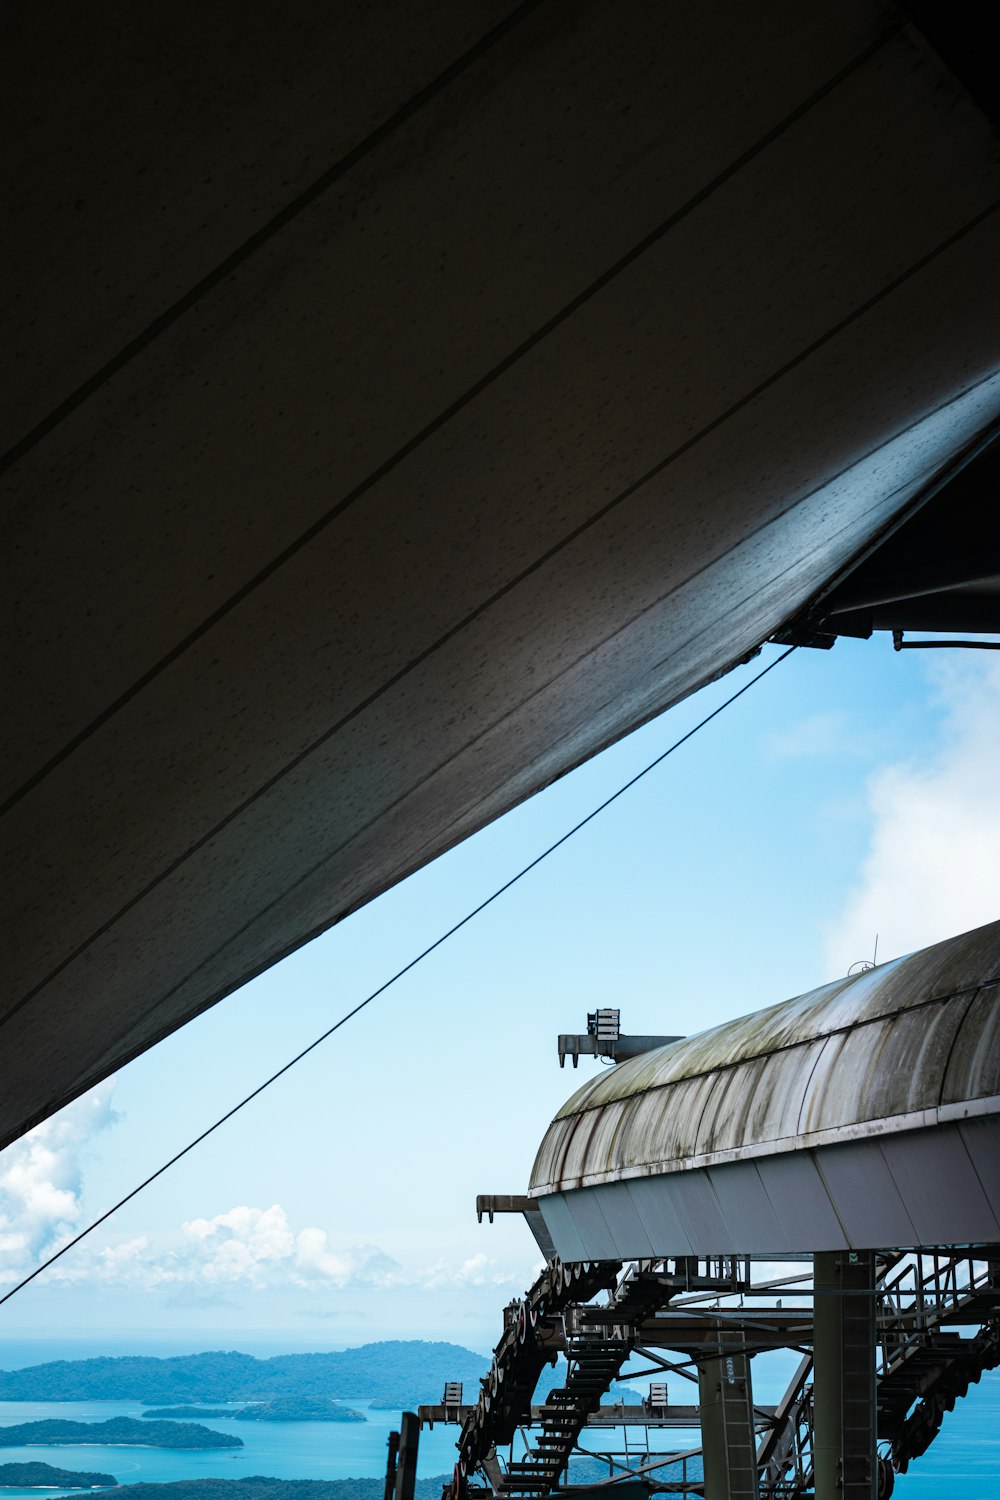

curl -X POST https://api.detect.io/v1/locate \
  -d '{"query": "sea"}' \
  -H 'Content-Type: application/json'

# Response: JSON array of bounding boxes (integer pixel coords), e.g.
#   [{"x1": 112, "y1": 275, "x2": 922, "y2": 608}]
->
[{"x1": 0, "y1": 1342, "x2": 995, "y2": 1499}]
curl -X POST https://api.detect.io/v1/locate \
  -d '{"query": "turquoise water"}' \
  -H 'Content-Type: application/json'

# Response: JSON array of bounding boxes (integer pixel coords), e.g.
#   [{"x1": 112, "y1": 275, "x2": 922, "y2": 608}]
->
[
  {"x1": 0, "y1": 1401, "x2": 462, "y2": 1494},
  {"x1": 0, "y1": 1346, "x2": 995, "y2": 1499},
  {"x1": 1, "y1": 1382, "x2": 997, "y2": 1498},
  {"x1": 882, "y1": 1374, "x2": 1000, "y2": 1500}
]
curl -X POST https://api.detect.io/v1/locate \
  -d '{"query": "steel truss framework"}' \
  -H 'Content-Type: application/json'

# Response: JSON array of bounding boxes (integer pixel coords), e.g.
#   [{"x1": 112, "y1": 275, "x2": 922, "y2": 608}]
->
[{"x1": 415, "y1": 1249, "x2": 1000, "y2": 1499}]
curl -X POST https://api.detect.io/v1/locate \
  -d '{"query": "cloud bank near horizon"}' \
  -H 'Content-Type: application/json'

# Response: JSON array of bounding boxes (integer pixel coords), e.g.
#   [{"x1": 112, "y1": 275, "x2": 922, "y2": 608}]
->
[{"x1": 0, "y1": 1091, "x2": 530, "y2": 1300}]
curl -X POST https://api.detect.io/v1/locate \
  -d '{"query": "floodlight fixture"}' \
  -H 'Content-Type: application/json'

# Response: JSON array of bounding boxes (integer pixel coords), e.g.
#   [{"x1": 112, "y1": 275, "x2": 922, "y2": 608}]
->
[{"x1": 587, "y1": 1008, "x2": 621, "y2": 1042}]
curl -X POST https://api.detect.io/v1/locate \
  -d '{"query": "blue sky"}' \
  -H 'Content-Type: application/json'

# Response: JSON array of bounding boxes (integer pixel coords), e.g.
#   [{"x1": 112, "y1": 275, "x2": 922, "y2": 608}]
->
[{"x1": 1, "y1": 637, "x2": 998, "y2": 1352}]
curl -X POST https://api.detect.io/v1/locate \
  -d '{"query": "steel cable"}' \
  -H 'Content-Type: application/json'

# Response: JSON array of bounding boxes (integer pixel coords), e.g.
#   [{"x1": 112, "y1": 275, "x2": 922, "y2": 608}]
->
[{"x1": 0, "y1": 644, "x2": 795, "y2": 1309}]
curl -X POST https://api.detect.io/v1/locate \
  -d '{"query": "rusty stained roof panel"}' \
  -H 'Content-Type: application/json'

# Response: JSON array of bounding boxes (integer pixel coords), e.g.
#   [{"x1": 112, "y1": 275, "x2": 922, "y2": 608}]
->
[{"x1": 529, "y1": 918, "x2": 1000, "y2": 1196}]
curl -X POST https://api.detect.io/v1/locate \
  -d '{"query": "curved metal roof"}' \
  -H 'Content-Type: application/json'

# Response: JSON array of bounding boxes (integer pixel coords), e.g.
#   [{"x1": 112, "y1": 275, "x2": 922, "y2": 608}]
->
[{"x1": 530, "y1": 919, "x2": 1000, "y2": 1196}]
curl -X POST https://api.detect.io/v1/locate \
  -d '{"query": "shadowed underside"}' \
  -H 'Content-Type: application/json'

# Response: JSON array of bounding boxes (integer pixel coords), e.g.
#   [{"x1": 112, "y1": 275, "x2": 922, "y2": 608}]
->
[{"x1": 3, "y1": 0, "x2": 1000, "y2": 1149}]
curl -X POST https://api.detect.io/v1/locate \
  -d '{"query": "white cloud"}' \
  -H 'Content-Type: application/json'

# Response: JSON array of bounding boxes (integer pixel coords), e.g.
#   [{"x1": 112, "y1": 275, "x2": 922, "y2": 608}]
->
[
  {"x1": 292, "y1": 1226, "x2": 402, "y2": 1288},
  {"x1": 420, "y1": 1250, "x2": 525, "y2": 1291},
  {"x1": 23, "y1": 1201, "x2": 405, "y2": 1295},
  {"x1": 184, "y1": 1203, "x2": 296, "y2": 1283},
  {"x1": 824, "y1": 655, "x2": 1000, "y2": 975},
  {"x1": 95, "y1": 1203, "x2": 533, "y2": 1296},
  {"x1": 0, "y1": 1081, "x2": 119, "y2": 1282},
  {"x1": 183, "y1": 1204, "x2": 403, "y2": 1289}
]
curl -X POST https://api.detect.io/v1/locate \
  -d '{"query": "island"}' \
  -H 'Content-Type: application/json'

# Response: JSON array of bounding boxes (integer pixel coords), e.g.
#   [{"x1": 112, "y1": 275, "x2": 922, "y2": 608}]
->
[
  {"x1": 142, "y1": 1410, "x2": 236, "y2": 1422},
  {"x1": 233, "y1": 1400, "x2": 365, "y2": 1424},
  {"x1": 0, "y1": 1419, "x2": 242, "y2": 1451},
  {"x1": 141, "y1": 1400, "x2": 365, "y2": 1424},
  {"x1": 0, "y1": 1462, "x2": 117, "y2": 1489}
]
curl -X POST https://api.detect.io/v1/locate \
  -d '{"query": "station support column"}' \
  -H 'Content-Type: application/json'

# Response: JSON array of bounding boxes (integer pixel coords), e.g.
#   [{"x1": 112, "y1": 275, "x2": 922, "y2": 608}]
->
[
  {"x1": 813, "y1": 1251, "x2": 877, "y2": 1500},
  {"x1": 383, "y1": 1429, "x2": 399, "y2": 1500},
  {"x1": 699, "y1": 1337, "x2": 759, "y2": 1499},
  {"x1": 394, "y1": 1412, "x2": 419, "y2": 1500}
]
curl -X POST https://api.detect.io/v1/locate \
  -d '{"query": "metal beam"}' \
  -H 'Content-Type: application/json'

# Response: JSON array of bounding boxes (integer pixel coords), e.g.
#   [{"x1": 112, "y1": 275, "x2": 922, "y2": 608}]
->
[
  {"x1": 418, "y1": 1402, "x2": 775, "y2": 1430},
  {"x1": 394, "y1": 1412, "x2": 419, "y2": 1500},
  {"x1": 698, "y1": 1339, "x2": 760, "y2": 1500},
  {"x1": 813, "y1": 1252, "x2": 876, "y2": 1500},
  {"x1": 475, "y1": 1194, "x2": 557, "y2": 1260},
  {"x1": 383, "y1": 1429, "x2": 399, "y2": 1500},
  {"x1": 557, "y1": 1033, "x2": 683, "y2": 1068}
]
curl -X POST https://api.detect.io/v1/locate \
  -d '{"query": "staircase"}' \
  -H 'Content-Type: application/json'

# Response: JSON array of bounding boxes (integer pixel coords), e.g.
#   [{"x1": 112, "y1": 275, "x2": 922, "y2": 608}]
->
[
  {"x1": 501, "y1": 1337, "x2": 627, "y2": 1495},
  {"x1": 499, "y1": 1265, "x2": 680, "y2": 1497}
]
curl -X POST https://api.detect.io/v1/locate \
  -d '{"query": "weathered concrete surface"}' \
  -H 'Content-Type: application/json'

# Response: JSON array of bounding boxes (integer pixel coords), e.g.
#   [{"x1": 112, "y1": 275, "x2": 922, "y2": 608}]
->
[{"x1": 3, "y1": 2, "x2": 1000, "y2": 1147}]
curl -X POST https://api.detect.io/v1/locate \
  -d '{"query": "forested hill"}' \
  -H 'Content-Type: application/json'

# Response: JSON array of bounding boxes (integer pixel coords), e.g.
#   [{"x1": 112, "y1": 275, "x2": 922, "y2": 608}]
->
[{"x1": 0, "y1": 1344, "x2": 490, "y2": 1406}]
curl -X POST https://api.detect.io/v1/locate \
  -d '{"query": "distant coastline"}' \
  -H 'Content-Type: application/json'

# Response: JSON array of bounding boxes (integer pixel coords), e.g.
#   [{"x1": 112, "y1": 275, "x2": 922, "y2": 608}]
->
[
  {"x1": 0, "y1": 1342, "x2": 642, "y2": 1413},
  {"x1": 141, "y1": 1411, "x2": 235, "y2": 1423},
  {"x1": 0, "y1": 1344, "x2": 641, "y2": 1422},
  {"x1": 98, "y1": 1479, "x2": 452, "y2": 1500},
  {"x1": 0, "y1": 1462, "x2": 117, "y2": 1489},
  {"x1": 0, "y1": 1419, "x2": 241, "y2": 1451},
  {"x1": 0, "y1": 1344, "x2": 488, "y2": 1409},
  {"x1": 143, "y1": 1402, "x2": 366, "y2": 1425}
]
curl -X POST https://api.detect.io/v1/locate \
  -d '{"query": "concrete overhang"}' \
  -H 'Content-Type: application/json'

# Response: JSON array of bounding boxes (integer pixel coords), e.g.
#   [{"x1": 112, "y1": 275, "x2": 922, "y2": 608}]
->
[{"x1": 3, "y1": 2, "x2": 1000, "y2": 1149}]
